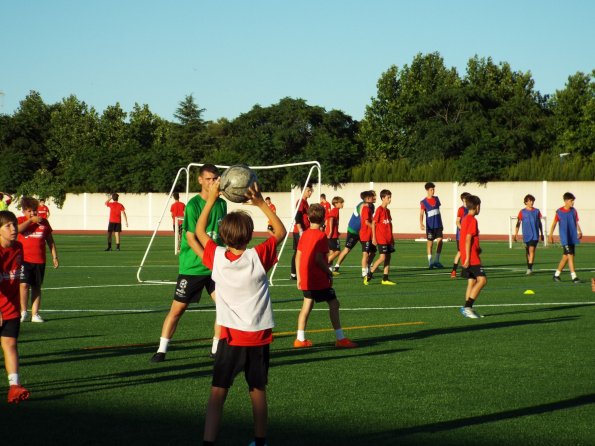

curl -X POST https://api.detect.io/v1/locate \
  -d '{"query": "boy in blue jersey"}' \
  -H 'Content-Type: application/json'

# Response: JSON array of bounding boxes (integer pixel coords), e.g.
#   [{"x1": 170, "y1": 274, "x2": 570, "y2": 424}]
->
[
  {"x1": 548, "y1": 192, "x2": 583, "y2": 283},
  {"x1": 333, "y1": 191, "x2": 372, "y2": 276},
  {"x1": 420, "y1": 182, "x2": 444, "y2": 269},
  {"x1": 513, "y1": 194, "x2": 544, "y2": 275}
]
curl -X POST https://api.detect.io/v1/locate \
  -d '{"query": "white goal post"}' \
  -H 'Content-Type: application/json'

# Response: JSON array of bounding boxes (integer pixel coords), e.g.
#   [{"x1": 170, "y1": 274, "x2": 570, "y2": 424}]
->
[
  {"x1": 136, "y1": 161, "x2": 322, "y2": 284},
  {"x1": 508, "y1": 215, "x2": 548, "y2": 248}
]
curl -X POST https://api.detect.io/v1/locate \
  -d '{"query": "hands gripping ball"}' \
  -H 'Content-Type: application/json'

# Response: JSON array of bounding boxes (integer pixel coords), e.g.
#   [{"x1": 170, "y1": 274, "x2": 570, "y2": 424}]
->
[{"x1": 219, "y1": 165, "x2": 258, "y2": 203}]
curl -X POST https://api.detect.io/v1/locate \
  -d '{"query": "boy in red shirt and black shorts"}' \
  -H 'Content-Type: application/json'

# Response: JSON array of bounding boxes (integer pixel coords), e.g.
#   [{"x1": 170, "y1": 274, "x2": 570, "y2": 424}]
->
[
  {"x1": 359, "y1": 191, "x2": 377, "y2": 279},
  {"x1": 293, "y1": 203, "x2": 357, "y2": 349},
  {"x1": 196, "y1": 180, "x2": 286, "y2": 446},
  {"x1": 105, "y1": 193, "x2": 128, "y2": 251},
  {"x1": 325, "y1": 196, "x2": 344, "y2": 267},
  {"x1": 0, "y1": 210, "x2": 30, "y2": 403},
  {"x1": 365, "y1": 190, "x2": 396, "y2": 285},
  {"x1": 459, "y1": 195, "x2": 487, "y2": 319}
]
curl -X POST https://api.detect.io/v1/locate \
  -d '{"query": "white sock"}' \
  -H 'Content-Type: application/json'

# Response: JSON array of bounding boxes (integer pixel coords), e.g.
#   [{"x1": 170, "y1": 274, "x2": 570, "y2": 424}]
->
[
  {"x1": 435, "y1": 253, "x2": 441, "y2": 263},
  {"x1": 297, "y1": 330, "x2": 306, "y2": 342},
  {"x1": 428, "y1": 255, "x2": 433, "y2": 265},
  {"x1": 211, "y1": 337, "x2": 219, "y2": 354},
  {"x1": 335, "y1": 329, "x2": 345, "y2": 340},
  {"x1": 334, "y1": 263, "x2": 340, "y2": 268},
  {"x1": 8, "y1": 373, "x2": 19, "y2": 386},
  {"x1": 362, "y1": 268, "x2": 367, "y2": 276},
  {"x1": 157, "y1": 337, "x2": 170, "y2": 353},
  {"x1": 554, "y1": 270, "x2": 561, "y2": 277},
  {"x1": 571, "y1": 272, "x2": 577, "y2": 279}
]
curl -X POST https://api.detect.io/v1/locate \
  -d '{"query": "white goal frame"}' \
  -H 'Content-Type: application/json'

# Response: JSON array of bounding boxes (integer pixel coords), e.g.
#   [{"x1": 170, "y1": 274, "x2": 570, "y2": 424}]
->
[
  {"x1": 136, "y1": 161, "x2": 322, "y2": 284},
  {"x1": 508, "y1": 215, "x2": 548, "y2": 248}
]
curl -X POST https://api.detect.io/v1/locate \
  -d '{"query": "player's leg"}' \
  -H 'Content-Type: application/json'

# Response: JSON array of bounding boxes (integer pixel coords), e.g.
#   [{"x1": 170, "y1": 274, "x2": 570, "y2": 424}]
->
[
  {"x1": 294, "y1": 297, "x2": 314, "y2": 347},
  {"x1": 203, "y1": 386, "x2": 229, "y2": 443},
  {"x1": 245, "y1": 345, "x2": 269, "y2": 445},
  {"x1": 327, "y1": 296, "x2": 357, "y2": 348},
  {"x1": 2, "y1": 329, "x2": 29, "y2": 403},
  {"x1": 433, "y1": 233, "x2": 444, "y2": 268},
  {"x1": 290, "y1": 234, "x2": 299, "y2": 280},
  {"x1": 426, "y1": 239, "x2": 434, "y2": 267},
  {"x1": 381, "y1": 253, "x2": 395, "y2": 285},
  {"x1": 554, "y1": 252, "x2": 569, "y2": 281},
  {"x1": 209, "y1": 287, "x2": 221, "y2": 357},
  {"x1": 451, "y1": 250, "x2": 461, "y2": 278},
  {"x1": 161, "y1": 300, "x2": 188, "y2": 339},
  {"x1": 30, "y1": 284, "x2": 43, "y2": 322},
  {"x1": 19, "y1": 283, "x2": 30, "y2": 322},
  {"x1": 567, "y1": 253, "x2": 579, "y2": 282},
  {"x1": 249, "y1": 387, "x2": 268, "y2": 442},
  {"x1": 106, "y1": 225, "x2": 113, "y2": 250},
  {"x1": 114, "y1": 228, "x2": 122, "y2": 250},
  {"x1": 527, "y1": 244, "x2": 536, "y2": 274}
]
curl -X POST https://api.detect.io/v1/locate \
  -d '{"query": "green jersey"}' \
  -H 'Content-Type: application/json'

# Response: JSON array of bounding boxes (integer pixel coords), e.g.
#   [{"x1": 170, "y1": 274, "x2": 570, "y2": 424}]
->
[{"x1": 178, "y1": 194, "x2": 227, "y2": 275}]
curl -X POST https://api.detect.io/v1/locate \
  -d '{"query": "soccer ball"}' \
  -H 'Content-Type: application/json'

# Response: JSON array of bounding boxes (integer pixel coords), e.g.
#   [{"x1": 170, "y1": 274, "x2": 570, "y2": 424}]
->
[{"x1": 219, "y1": 165, "x2": 258, "y2": 203}]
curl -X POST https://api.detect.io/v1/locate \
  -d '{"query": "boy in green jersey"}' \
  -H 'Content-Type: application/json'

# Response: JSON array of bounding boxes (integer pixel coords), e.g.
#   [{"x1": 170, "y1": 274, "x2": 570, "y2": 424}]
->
[{"x1": 151, "y1": 164, "x2": 227, "y2": 362}]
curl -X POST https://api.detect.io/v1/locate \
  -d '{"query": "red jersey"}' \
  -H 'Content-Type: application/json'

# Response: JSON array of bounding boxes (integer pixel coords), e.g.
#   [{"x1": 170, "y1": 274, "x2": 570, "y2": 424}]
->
[
  {"x1": 321, "y1": 201, "x2": 331, "y2": 218},
  {"x1": 202, "y1": 237, "x2": 278, "y2": 346},
  {"x1": 297, "y1": 228, "x2": 330, "y2": 291},
  {"x1": 374, "y1": 206, "x2": 394, "y2": 245},
  {"x1": 266, "y1": 202, "x2": 276, "y2": 226},
  {"x1": 17, "y1": 216, "x2": 52, "y2": 264},
  {"x1": 170, "y1": 201, "x2": 185, "y2": 222},
  {"x1": 325, "y1": 207, "x2": 340, "y2": 239},
  {"x1": 359, "y1": 203, "x2": 374, "y2": 242},
  {"x1": 459, "y1": 214, "x2": 481, "y2": 266},
  {"x1": 0, "y1": 241, "x2": 23, "y2": 321},
  {"x1": 293, "y1": 199, "x2": 310, "y2": 233},
  {"x1": 107, "y1": 201, "x2": 125, "y2": 223},
  {"x1": 37, "y1": 205, "x2": 49, "y2": 219}
]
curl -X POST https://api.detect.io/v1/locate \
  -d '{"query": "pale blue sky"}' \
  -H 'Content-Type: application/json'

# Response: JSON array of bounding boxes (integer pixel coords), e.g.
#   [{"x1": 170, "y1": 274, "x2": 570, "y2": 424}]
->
[{"x1": 1, "y1": 0, "x2": 593, "y2": 122}]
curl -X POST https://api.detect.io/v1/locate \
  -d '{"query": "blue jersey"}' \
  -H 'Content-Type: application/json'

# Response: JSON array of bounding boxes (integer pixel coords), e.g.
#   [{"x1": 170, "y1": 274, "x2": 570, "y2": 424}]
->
[
  {"x1": 519, "y1": 208, "x2": 542, "y2": 243},
  {"x1": 347, "y1": 201, "x2": 364, "y2": 234},
  {"x1": 556, "y1": 207, "x2": 580, "y2": 246},
  {"x1": 421, "y1": 196, "x2": 443, "y2": 229}
]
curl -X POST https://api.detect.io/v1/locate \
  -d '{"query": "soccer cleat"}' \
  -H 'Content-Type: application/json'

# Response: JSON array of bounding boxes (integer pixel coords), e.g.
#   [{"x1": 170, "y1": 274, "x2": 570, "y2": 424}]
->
[
  {"x1": 450, "y1": 270, "x2": 457, "y2": 279},
  {"x1": 150, "y1": 352, "x2": 166, "y2": 363},
  {"x1": 572, "y1": 277, "x2": 581, "y2": 284},
  {"x1": 335, "y1": 338, "x2": 358, "y2": 348},
  {"x1": 428, "y1": 264, "x2": 435, "y2": 270},
  {"x1": 332, "y1": 271, "x2": 340, "y2": 277},
  {"x1": 381, "y1": 280, "x2": 396, "y2": 286},
  {"x1": 333, "y1": 266, "x2": 340, "y2": 273},
  {"x1": 116, "y1": 247, "x2": 121, "y2": 251},
  {"x1": 553, "y1": 275, "x2": 561, "y2": 282},
  {"x1": 433, "y1": 262, "x2": 444, "y2": 269},
  {"x1": 293, "y1": 339, "x2": 313, "y2": 348},
  {"x1": 31, "y1": 313, "x2": 45, "y2": 323},
  {"x1": 20, "y1": 311, "x2": 28, "y2": 322},
  {"x1": 104, "y1": 247, "x2": 112, "y2": 251},
  {"x1": 290, "y1": 274, "x2": 297, "y2": 281},
  {"x1": 7, "y1": 385, "x2": 30, "y2": 404},
  {"x1": 526, "y1": 269, "x2": 533, "y2": 275},
  {"x1": 459, "y1": 307, "x2": 482, "y2": 319}
]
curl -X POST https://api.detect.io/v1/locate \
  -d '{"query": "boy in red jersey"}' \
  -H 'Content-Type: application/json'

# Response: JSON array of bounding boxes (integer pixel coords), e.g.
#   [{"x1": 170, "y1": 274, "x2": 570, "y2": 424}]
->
[
  {"x1": 359, "y1": 191, "x2": 377, "y2": 278},
  {"x1": 0, "y1": 210, "x2": 30, "y2": 404},
  {"x1": 325, "y1": 196, "x2": 344, "y2": 267},
  {"x1": 196, "y1": 180, "x2": 286, "y2": 446},
  {"x1": 459, "y1": 195, "x2": 487, "y2": 319},
  {"x1": 264, "y1": 197, "x2": 276, "y2": 234},
  {"x1": 105, "y1": 193, "x2": 128, "y2": 251},
  {"x1": 290, "y1": 184, "x2": 312, "y2": 280},
  {"x1": 37, "y1": 198, "x2": 50, "y2": 220},
  {"x1": 450, "y1": 192, "x2": 471, "y2": 278},
  {"x1": 294, "y1": 203, "x2": 357, "y2": 349},
  {"x1": 170, "y1": 192, "x2": 185, "y2": 236},
  {"x1": 365, "y1": 190, "x2": 396, "y2": 286},
  {"x1": 17, "y1": 197, "x2": 59, "y2": 323}
]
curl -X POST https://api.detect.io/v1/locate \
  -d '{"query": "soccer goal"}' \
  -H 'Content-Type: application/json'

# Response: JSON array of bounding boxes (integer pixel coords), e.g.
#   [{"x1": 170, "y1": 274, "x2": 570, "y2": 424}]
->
[
  {"x1": 136, "y1": 161, "x2": 322, "y2": 284},
  {"x1": 508, "y1": 216, "x2": 548, "y2": 248}
]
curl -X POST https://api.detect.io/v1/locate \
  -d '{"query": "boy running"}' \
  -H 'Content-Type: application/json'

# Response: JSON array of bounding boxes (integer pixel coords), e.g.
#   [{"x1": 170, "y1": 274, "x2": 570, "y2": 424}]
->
[
  {"x1": 549, "y1": 192, "x2": 583, "y2": 283},
  {"x1": 333, "y1": 191, "x2": 369, "y2": 275},
  {"x1": 459, "y1": 195, "x2": 487, "y2": 319},
  {"x1": 420, "y1": 182, "x2": 444, "y2": 269},
  {"x1": 197, "y1": 180, "x2": 286, "y2": 446},
  {"x1": 294, "y1": 204, "x2": 357, "y2": 349},
  {"x1": 513, "y1": 194, "x2": 544, "y2": 275},
  {"x1": 365, "y1": 190, "x2": 396, "y2": 286},
  {"x1": 0, "y1": 211, "x2": 30, "y2": 403},
  {"x1": 325, "y1": 196, "x2": 344, "y2": 267}
]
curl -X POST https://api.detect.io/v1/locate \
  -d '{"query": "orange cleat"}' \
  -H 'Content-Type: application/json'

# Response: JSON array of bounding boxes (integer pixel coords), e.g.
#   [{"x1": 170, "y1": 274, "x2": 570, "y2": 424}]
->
[{"x1": 293, "y1": 339, "x2": 313, "y2": 348}]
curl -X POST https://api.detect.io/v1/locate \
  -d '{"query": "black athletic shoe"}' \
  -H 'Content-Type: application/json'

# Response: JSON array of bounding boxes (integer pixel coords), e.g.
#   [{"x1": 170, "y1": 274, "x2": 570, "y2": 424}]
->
[
  {"x1": 290, "y1": 274, "x2": 297, "y2": 280},
  {"x1": 553, "y1": 275, "x2": 561, "y2": 282},
  {"x1": 104, "y1": 247, "x2": 112, "y2": 251},
  {"x1": 116, "y1": 247, "x2": 120, "y2": 251},
  {"x1": 150, "y1": 352, "x2": 166, "y2": 363},
  {"x1": 572, "y1": 277, "x2": 581, "y2": 284},
  {"x1": 208, "y1": 352, "x2": 216, "y2": 360}
]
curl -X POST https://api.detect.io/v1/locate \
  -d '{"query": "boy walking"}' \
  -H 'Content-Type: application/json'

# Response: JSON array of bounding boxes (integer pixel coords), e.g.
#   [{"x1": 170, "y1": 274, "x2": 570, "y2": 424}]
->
[
  {"x1": 325, "y1": 196, "x2": 344, "y2": 267},
  {"x1": 365, "y1": 189, "x2": 396, "y2": 286},
  {"x1": 450, "y1": 192, "x2": 470, "y2": 278},
  {"x1": 0, "y1": 210, "x2": 30, "y2": 403},
  {"x1": 294, "y1": 204, "x2": 357, "y2": 349},
  {"x1": 196, "y1": 180, "x2": 286, "y2": 446},
  {"x1": 359, "y1": 191, "x2": 377, "y2": 278},
  {"x1": 17, "y1": 197, "x2": 59, "y2": 323},
  {"x1": 549, "y1": 192, "x2": 582, "y2": 283},
  {"x1": 513, "y1": 194, "x2": 544, "y2": 275},
  {"x1": 420, "y1": 182, "x2": 444, "y2": 269},
  {"x1": 105, "y1": 193, "x2": 128, "y2": 251},
  {"x1": 459, "y1": 195, "x2": 487, "y2": 319},
  {"x1": 333, "y1": 191, "x2": 369, "y2": 275}
]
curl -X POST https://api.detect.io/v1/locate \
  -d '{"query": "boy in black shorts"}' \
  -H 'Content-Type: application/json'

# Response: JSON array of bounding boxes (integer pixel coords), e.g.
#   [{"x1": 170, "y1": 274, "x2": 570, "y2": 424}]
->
[{"x1": 420, "y1": 182, "x2": 444, "y2": 269}]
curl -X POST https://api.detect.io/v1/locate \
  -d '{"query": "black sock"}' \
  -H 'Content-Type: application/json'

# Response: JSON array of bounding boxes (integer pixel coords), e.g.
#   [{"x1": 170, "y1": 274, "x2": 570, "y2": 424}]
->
[
  {"x1": 116, "y1": 243, "x2": 120, "y2": 249},
  {"x1": 254, "y1": 438, "x2": 266, "y2": 446},
  {"x1": 452, "y1": 263, "x2": 458, "y2": 272},
  {"x1": 107, "y1": 242, "x2": 112, "y2": 249},
  {"x1": 465, "y1": 298, "x2": 475, "y2": 308},
  {"x1": 383, "y1": 274, "x2": 389, "y2": 281},
  {"x1": 528, "y1": 263, "x2": 533, "y2": 270}
]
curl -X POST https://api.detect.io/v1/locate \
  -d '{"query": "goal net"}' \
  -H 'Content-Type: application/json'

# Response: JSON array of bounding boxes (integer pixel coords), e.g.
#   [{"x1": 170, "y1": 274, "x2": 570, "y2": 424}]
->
[
  {"x1": 508, "y1": 215, "x2": 548, "y2": 249},
  {"x1": 137, "y1": 161, "x2": 321, "y2": 284}
]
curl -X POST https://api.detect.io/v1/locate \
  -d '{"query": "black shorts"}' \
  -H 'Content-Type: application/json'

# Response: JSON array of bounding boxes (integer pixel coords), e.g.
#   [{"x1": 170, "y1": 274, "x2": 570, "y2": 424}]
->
[
  {"x1": 292, "y1": 232, "x2": 301, "y2": 250},
  {"x1": 20, "y1": 262, "x2": 46, "y2": 287},
  {"x1": 173, "y1": 274, "x2": 215, "y2": 304},
  {"x1": 562, "y1": 245, "x2": 576, "y2": 256},
  {"x1": 461, "y1": 265, "x2": 486, "y2": 279},
  {"x1": 0, "y1": 317, "x2": 20, "y2": 338},
  {"x1": 328, "y1": 238, "x2": 340, "y2": 252},
  {"x1": 360, "y1": 240, "x2": 377, "y2": 254},
  {"x1": 377, "y1": 244, "x2": 395, "y2": 254},
  {"x1": 344, "y1": 232, "x2": 360, "y2": 249},
  {"x1": 525, "y1": 240, "x2": 538, "y2": 248},
  {"x1": 302, "y1": 287, "x2": 337, "y2": 303},
  {"x1": 212, "y1": 339, "x2": 270, "y2": 390},
  {"x1": 108, "y1": 222, "x2": 122, "y2": 232},
  {"x1": 426, "y1": 228, "x2": 443, "y2": 241}
]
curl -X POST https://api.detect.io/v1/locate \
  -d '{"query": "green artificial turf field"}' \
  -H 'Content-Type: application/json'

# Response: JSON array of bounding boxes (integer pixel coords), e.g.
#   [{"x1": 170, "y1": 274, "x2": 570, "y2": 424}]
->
[{"x1": 2, "y1": 234, "x2": 594, "y2": 445}]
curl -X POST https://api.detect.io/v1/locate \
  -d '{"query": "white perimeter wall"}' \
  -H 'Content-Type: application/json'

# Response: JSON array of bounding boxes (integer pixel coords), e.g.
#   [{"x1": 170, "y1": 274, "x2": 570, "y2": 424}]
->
[{"x1": 35, "y1": 181, "x2": 595, "y2": 237}]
